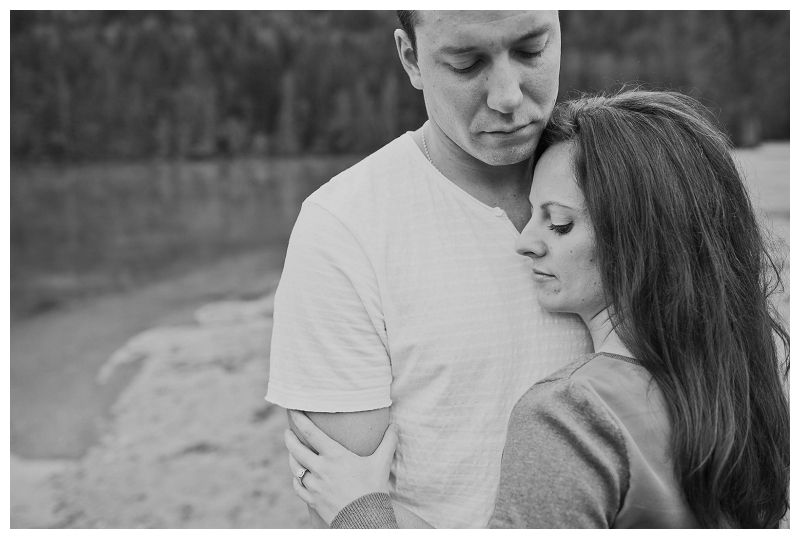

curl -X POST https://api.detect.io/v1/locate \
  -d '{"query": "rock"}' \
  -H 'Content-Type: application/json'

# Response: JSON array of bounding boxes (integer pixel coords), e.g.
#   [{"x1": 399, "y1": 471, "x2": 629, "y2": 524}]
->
[
  {"x1": 193, "y1": 293, "x2": 276, "y2": 326},
  {"x1": 10, "y1": 454, "x2": 74, "y2": 528},
  {"x1": 15, "y1": 290, "x2": 310, "y2": 528}
]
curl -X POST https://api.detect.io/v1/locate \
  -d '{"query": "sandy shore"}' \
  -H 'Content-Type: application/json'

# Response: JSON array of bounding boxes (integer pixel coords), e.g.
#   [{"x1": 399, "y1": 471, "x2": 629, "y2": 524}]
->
[{"x1": 11, "y1": 290, "x2": 310, "y2": 528}]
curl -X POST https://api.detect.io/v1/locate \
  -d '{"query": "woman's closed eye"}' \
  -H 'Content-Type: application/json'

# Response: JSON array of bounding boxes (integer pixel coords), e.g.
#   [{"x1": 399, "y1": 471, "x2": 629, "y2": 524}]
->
[{"x1": 549, "y1": 222, "x2": 573, "y2": 235}]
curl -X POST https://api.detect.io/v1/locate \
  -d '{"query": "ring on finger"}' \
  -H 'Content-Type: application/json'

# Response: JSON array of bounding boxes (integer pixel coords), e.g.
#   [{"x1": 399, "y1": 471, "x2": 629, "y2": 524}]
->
[{"x1": 295, "y1": 467, "x2": 307, "y2": 483}]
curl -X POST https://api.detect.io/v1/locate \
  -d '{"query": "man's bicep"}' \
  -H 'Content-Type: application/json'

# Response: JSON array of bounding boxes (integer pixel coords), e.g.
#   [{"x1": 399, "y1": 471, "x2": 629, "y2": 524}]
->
[
  {"x1": 287, "y1": 408, "x2": 391, "y2": 529},
  {"x1": 287, "y1": 407, "x2": 390, "y2": 457},
  {"x1": 267, "y1": 202, "x2": 392, "y2": 412}
]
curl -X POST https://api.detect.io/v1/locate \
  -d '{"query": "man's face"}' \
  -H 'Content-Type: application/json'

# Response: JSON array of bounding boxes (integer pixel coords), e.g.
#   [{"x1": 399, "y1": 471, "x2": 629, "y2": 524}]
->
[{"x1": 413, "y1": 11, "x2": 561, "y2": 166}]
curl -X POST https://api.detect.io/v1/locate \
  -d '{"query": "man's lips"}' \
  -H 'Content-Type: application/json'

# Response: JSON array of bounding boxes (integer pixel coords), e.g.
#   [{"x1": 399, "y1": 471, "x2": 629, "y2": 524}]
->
[{"x1": 484, "y1": 121, "x2": 535, "y2": 135}]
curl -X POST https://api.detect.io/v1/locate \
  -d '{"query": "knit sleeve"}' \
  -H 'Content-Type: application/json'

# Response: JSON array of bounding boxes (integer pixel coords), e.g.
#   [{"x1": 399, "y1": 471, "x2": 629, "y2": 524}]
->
[
  {"x1": 489, "y1": 379, "x2": 629, "y2": 528},
  {"x1": 330, "y1": 492, "x2": 399, "y2": 529}
]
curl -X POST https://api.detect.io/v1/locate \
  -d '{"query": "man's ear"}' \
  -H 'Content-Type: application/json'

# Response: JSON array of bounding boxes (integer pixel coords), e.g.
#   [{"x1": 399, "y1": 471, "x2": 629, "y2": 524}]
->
[{"x1": 394, "y1": 29, "x2": 423, "y2": 90}]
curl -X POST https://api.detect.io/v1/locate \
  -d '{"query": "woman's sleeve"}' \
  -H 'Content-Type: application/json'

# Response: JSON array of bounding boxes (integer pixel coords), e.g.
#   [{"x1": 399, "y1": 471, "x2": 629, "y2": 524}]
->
[
  {"x1": 489, "y1": 380, "x2": 630, "y2": 528},
  {"x1": 330, "y1": 493, "x2": 399, "y2": 529}
]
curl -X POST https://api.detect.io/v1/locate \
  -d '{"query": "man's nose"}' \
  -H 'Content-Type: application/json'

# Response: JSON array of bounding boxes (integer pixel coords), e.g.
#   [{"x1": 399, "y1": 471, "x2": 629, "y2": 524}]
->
[
  {"x1": 515, "y1": 230, "x2": 546, "y2": 258},
  {"x1": 486, "y1": 58, "x2": 524, "y2": 114}
]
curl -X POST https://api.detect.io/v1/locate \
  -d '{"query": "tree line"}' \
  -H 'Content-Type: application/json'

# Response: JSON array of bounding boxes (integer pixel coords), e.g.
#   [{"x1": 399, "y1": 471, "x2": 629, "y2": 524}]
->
[{"x1": 10, "y1": 10, "x2": 789, "y2": 162}]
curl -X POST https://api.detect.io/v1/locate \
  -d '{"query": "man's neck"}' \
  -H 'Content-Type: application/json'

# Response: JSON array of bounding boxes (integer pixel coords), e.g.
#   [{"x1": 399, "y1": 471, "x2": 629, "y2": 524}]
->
[{"x1": 412, "y1": 124, "x2": 534, "y2": 231}]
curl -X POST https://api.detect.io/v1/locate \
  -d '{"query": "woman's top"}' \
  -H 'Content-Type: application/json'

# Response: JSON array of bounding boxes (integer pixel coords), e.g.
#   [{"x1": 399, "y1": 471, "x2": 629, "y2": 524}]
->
[{"x1": 331, "y1": 352, "x2": 699, "y2": 528}]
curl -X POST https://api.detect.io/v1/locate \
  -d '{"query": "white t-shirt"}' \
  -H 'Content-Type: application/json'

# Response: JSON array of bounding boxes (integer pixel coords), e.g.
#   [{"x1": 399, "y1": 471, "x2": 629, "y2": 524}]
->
[{"x1": 266, "y1": 128, "x2": 592, "y2": 528}]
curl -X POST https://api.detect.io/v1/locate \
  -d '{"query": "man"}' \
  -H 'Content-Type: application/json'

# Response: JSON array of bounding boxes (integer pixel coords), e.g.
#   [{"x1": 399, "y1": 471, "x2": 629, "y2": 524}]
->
[{"x1": 266, "y1": 11, "x2": 591, "y2": 528}]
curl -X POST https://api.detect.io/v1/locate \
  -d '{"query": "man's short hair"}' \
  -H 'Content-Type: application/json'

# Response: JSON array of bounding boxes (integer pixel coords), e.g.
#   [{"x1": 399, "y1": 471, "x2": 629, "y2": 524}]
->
[{"x1": 396, "y1": 10, "x2": 420, "y2": 57}]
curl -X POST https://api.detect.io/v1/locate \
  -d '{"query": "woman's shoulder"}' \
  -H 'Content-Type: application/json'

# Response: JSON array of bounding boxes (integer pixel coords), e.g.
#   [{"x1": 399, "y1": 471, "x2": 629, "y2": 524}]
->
[
  {"x1": 510, "y1": 353, "x2": 637, "y2": 439},
  {"x1": 570, "y1": 353, "x2": 664, "y2": 422},
  {"x1": 512, "y1": 352, "x2": 664, "y2": 446},
  {"x1": 532, "y1": 353, "x2": 600, "y2": 385},
  {"x1": 497, "y1": 355, "x2": 632, "y2": 528},
  {"x1": 533, "y1": 352, "x2": 647, "y2": 388},
  {"x1": 505, "y1": 353, "x2": 693, "y2": 528}
]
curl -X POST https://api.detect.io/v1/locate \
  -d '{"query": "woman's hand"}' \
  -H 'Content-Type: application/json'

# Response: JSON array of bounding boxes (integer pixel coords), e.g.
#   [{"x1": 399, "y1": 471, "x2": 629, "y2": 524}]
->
[{"x1": 284, "y1": 409, "x2": 399, "y2": 525}]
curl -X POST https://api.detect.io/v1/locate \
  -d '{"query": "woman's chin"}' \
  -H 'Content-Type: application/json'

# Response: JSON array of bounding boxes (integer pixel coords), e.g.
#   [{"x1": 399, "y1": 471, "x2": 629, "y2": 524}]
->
[
  {"x1": 536, "y1": 297, "x2": 582, "y2": 318},
  {"x1": 536, "y1": 299, "x2": 565, "y2": 314}
]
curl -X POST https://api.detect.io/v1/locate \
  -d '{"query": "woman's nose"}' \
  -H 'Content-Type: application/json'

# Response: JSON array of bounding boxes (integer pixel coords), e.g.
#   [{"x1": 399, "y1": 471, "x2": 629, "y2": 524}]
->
[{"x1": 515, "y1": 230, "x2": 546, "y2": 258}]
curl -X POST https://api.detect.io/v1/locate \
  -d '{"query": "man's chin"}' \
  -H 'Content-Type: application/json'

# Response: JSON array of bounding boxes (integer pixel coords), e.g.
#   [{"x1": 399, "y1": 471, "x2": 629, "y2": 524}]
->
[{"x1": 473, "y1": 145, "x2": 536, "y2": 167}]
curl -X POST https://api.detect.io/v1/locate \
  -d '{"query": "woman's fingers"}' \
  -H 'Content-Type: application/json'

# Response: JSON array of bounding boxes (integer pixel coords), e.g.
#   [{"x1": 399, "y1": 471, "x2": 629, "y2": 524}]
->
[
  {"x1": 292, "y1": 476, "x2": 313, "y2": 506},
  {"x1": 288, "y1": 453, "x2": 305, "y2": 478},
  {"x1": 289, "y1": 410, "x2": 345, "y2": 456},
  {"x1": 284, "y1": 428, "x2": 319, "y2": 470}
]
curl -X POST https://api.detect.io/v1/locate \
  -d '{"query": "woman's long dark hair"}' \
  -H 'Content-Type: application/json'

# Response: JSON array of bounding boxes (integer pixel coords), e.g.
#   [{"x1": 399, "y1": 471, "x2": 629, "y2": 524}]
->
[{"x1": 537, "y1": 89, "x2": 789, "y2": 528}]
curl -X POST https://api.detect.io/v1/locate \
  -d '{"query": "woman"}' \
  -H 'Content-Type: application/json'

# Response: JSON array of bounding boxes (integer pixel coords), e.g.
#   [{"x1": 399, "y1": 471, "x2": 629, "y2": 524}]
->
[{"x1": 284, "y1": 90, "x2": 790, "y2": 528}]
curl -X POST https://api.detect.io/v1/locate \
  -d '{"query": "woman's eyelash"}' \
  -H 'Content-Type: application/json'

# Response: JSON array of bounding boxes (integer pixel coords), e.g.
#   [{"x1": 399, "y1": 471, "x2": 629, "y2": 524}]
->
[{"x1": 549, "y1": 222, "x2": 573, "y2": 235}]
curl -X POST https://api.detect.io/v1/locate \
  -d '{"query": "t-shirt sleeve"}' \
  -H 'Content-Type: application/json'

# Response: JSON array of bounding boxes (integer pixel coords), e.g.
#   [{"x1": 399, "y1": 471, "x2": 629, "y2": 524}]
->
[
  {"x1": 489, "y1": 380, "x2": 629, "y2": 528},
  {"x1": 265, "y1": 200, "x2": 392, "y2": 412}
]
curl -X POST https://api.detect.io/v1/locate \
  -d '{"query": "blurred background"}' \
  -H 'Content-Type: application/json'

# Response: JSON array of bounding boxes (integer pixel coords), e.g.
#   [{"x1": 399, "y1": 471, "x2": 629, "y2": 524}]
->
[{"x1": 10, "y1": 10, "x2": 790, "y2": 528}]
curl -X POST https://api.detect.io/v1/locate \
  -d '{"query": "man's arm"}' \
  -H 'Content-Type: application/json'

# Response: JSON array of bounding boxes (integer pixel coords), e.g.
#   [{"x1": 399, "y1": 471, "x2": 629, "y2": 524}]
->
[{"x1": 287, "y1": 408, "x2": 432, "y2": 528}]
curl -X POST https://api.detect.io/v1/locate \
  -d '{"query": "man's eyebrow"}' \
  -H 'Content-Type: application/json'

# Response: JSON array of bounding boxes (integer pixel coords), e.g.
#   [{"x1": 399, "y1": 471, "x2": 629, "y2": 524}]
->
[{"x1": 437, "y1": 26, "x2": 550, "y2": 56}]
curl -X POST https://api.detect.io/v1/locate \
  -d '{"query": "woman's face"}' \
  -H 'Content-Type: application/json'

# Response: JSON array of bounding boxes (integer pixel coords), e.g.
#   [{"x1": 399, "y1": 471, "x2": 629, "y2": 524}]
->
[{"x1": 516, "y1": 142, "x2": 606, "y2": 321}]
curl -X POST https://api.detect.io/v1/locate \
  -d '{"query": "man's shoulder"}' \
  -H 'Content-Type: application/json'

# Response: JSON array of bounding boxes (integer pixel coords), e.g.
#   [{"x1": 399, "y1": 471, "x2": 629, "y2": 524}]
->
[{"x1": 306, "y1": 131, "x2": 424, "y2": 214}]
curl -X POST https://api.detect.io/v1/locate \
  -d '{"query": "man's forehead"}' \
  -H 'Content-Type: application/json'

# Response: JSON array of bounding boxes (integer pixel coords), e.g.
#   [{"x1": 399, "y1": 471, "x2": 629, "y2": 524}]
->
[
  {"x1": 417, "y1": 11, "x2": 556, "y2": 50},
  {"x1": 420, "y1": 10, "x2": 532, "y2": 26}
]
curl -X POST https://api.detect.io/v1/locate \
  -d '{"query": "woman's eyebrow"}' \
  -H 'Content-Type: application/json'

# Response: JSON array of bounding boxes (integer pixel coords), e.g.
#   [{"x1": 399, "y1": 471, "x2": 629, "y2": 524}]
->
[{"x1": 540, "y1": 201, "x2": 575, "y2": 212}]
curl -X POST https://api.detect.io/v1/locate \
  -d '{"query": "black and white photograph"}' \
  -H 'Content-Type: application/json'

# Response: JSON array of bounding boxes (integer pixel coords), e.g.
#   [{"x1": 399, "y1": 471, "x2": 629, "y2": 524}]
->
[{"x1": 9, "y1": 8, "x2": 791, "y2": 529}]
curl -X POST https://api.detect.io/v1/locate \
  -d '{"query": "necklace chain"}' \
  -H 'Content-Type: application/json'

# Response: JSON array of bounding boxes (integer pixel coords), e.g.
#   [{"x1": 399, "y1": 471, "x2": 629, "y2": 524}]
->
[{"x1": 421, "y1": 128, "x2": 437, "y2": 171}]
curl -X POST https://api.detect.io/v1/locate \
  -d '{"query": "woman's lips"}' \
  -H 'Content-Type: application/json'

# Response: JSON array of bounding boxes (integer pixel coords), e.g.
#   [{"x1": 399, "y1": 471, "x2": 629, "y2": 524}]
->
[{"x1": 532, "y1": 269, "x2": 556, "y2": 282}]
